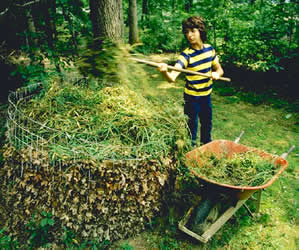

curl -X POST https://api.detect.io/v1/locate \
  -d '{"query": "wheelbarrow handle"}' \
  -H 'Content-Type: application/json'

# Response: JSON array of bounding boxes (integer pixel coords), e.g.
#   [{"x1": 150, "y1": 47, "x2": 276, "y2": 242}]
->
[
  {"x1": 234, "y1": 130, "x2": 245, "y2": 144},
  {"x1": 280, "y1": 145, "x2": 295, "y2": 159}
]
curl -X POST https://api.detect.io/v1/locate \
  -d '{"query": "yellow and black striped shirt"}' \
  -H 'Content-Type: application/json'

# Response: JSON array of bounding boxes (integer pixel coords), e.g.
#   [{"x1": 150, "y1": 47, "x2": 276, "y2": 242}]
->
[{"x1": 177, "y1": 44, "x2": 217, "y2": 96}]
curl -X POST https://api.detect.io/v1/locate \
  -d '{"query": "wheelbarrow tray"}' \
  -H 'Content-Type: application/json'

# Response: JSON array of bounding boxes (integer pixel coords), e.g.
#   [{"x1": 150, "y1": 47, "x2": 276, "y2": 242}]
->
[{"x1": 185, "y1": 139, "x2": 289, "y2": 200}]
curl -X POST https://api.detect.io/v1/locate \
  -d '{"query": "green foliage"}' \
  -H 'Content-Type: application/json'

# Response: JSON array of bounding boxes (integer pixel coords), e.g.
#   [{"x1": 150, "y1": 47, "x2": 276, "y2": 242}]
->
[
  {"x1": 77, "y1": 239, "x2": 110, "y2": 250},
  {"x1": 6, "y1": 0, "x2": 298, "y2": 100},
  {"x1": 61, "y1": 227, "x2": 77, "y2": 248},
  {"x1": 135, "y1": 0, "x2": 298, "y2": 74},
  {"x1": 117, "y1": 241, "x2": 134, "y2": 250},
  {"x1": 12, "y1": 63, "x2": 46, "y2": 85},
  {"x1": 25, "y1": 212, "x2": 55, "y2": 248},
  {"x1": 0, "y1": 228, "x2": 19, "y2": 249},
  {"x1": 137, "y1": 14, "x2": 185, "y2": 54},
  {"x1": 215, "y1": 1, "x2": 299, "y2": 72},
  {"x1": 62, "y1": 228, "x2": 110, "y2": 250},
  {"x1": 215, "y1": 80, "x2": 298, "y2": 112},
  {"x1": 132, "y1": 1, "x2": 188, "y2": 54},
  {"x1": 159, "y1": 236, "x2": 180, "y2": 250}
]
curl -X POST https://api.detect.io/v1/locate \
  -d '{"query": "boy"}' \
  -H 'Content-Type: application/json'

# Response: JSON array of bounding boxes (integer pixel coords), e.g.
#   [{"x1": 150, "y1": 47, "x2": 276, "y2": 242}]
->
[{"x1": 158, "y1": 16, "x2": 224, "y2": 146}]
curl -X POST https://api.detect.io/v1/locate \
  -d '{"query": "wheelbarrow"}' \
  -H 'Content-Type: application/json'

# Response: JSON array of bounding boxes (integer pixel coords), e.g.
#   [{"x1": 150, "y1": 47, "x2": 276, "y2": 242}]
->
[{"x1": 178, "y1": 133, "x2": 295, "y2": 243}]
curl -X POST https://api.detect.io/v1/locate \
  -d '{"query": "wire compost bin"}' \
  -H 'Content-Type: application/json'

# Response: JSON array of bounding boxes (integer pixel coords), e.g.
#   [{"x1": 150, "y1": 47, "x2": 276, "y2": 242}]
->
[
  {"x1": 178, "y1": 136, "x2": 294, "y2": 243},
  {"x1": 4, "y1": 76, "x2": 179, "y2": 241},
  {"x1": 5, "y1": 77, "x2": 155, "y2": 195}
]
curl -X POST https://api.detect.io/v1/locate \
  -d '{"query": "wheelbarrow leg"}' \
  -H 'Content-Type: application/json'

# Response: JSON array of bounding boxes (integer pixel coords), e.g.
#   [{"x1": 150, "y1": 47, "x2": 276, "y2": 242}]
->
[
  {"x1": 243, "y1": 203, "x2": 254, "y2": 217},
  {"x1": 241, "y1": 189, "x2": 263, "y2": 218},
  {"x1": 255, "y1": 189, "x2": 262, "y2": 213}
]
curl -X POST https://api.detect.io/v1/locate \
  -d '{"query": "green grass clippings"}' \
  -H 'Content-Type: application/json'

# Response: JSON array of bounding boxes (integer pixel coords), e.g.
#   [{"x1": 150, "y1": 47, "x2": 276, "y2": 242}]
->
[{"x1": 191, "y1": 151, "x2": 279, "y2": 187}]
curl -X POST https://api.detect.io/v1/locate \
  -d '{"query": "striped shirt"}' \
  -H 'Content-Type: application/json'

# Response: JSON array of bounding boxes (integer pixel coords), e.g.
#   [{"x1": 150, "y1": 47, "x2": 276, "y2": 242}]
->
[{"x1": 177, "y1": 44, "x2": 217, "y2": 96}]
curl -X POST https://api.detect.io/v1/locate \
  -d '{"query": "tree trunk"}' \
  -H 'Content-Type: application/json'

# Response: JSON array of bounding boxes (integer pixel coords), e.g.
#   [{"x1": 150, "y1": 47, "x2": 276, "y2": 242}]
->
[
  {"x1": 89, "y1": 0, "x2": 124, "y2": 43},
  {"x1": 141, "y1": 0, "x2": 148, "y2": 29},
  {"x1": 61, "y1": 3, "x2": 78, "y2": 54},
  {"x1": 38, "y1": 0, "x2": 61, "y2": 74},
  {"x1": 128, "y1": 0, "x2": 139, "y2": 44},
  {"x1": 185, "y1": 0, "x2": 193, "y2": 12},
  {"x1": 40, "y1": 0, "x2": 57, "y2": 50},
  {"x1": 213, "y1": 21, "x2": 217, "y2": 50},
  {"x1": 25, "y1": 9, "x2": 37, "y2": 47}
]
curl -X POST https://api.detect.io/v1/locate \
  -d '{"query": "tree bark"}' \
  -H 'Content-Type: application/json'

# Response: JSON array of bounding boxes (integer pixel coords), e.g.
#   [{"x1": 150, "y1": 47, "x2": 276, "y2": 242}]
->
[
  {"x1": 185, "y1": 0, "x2": 193, "y2": 12},
  {"x1": 61, "y1": 3, "x2": 78, "y2": 54},
  {"x1": 128, "y1": 0, "x2": 139, "y2": 44},
  {"x1": 25, "y1": 9, "x2": 37, "y2": 47},
  {"x1": 141, "y1": 0, "x2": 148, "y2": 30},
  {"x1": 89, "y1": 0, "x2": 124, "y2": 43},
  {"x1": 40, "y1": 0, "x2": 57, "y2": 50}
]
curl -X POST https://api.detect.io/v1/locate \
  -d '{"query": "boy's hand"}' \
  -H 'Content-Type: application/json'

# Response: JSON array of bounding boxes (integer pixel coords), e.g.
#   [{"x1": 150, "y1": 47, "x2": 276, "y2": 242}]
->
[
  {"x1": 157, "y1": 62, "x2": 181, "y2": 83},
  {"x1": 157, "y1": 63, "x2": 168, "y2": 72},
  {"x1": 211, "y1": 72, "x2": 220, "y2": 80}
]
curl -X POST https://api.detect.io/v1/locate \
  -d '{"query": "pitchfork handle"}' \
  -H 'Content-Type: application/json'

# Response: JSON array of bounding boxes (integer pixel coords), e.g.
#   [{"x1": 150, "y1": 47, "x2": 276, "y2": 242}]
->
[{"x1": 131, "y1": 57, "x2": 231, "y2": 82}]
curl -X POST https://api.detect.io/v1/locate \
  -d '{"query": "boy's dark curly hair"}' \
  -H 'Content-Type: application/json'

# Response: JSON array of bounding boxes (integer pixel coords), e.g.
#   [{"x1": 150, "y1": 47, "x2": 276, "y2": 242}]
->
[{"x1": 182, "y1": 16, "x2": 207, "y2": 42}]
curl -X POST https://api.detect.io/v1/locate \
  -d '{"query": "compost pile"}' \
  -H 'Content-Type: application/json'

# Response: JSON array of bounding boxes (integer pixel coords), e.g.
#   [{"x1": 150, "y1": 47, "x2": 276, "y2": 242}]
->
[
  {"x1": 190, "y1": 151, "x2": 279, "y2": 187},
  {"x1": 0, "y1": 73, "x2": 190, "y2": 244}
]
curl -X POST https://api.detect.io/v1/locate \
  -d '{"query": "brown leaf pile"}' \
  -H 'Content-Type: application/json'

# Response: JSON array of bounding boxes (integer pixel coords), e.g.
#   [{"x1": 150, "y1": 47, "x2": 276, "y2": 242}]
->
[{"x1": 0, "y1": 145, "x2": 176, "y2": 244}]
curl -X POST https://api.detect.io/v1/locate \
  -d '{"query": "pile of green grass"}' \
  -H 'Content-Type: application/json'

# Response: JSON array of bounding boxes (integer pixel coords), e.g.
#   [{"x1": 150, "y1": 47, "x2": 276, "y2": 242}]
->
[{"x1": 18, "y1": 76, "x2": 190, "y2": 161}]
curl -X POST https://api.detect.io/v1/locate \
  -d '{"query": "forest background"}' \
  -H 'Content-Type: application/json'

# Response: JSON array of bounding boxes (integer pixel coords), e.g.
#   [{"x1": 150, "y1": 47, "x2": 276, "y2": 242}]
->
[
  {"x1": 0, "y1": 0, "x2": 298, "y2": 249},
  {"x1": 0, "y1": 0, "x2": 298, "y2": 102}
]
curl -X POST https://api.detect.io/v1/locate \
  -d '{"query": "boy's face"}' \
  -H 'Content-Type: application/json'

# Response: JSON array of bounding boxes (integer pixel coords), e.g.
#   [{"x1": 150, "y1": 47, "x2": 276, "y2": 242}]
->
[{"x1": 184, "y1": 28, "x2": 202, "y2": 46}]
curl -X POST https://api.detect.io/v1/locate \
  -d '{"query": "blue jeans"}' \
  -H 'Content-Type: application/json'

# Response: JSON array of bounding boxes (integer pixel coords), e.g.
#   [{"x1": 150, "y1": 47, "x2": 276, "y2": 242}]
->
[{"x1": 184, "y1": 93, "x2": 212, "y2": 145}]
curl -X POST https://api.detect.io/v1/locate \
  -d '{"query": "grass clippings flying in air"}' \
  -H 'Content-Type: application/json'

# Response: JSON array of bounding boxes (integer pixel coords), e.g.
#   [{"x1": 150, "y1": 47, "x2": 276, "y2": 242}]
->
[{"x1": 16, "y1": 43, "x2": 191, "y2": 162}]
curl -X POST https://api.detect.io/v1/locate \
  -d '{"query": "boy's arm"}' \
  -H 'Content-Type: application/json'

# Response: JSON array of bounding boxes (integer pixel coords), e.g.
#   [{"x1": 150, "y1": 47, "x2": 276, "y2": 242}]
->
[
  {"x1": 211, "y1": 57, "x2": 224, "y2": 80},
  {"x1": 158, "y1": 63, "x2": 182, "y2": 82}
]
